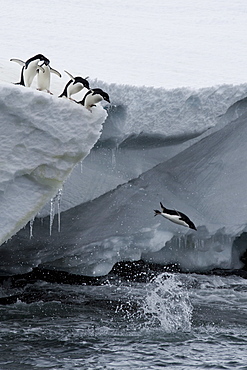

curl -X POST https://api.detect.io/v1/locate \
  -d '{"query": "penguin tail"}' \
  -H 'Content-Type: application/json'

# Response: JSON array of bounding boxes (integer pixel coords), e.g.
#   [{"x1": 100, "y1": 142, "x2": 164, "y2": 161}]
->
[{"x1": 154, "y1": 210, "x2": 161, "y2": 216}]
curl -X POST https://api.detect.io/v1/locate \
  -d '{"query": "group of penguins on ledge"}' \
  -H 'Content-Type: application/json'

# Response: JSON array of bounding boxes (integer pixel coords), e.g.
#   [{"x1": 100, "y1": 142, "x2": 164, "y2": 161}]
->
[
  {"x1": 10, "y1": 53, "x2": 197, "y2": 232},
  {"x1": 10, "y1": 53, "x2": 110, "y2": 111}
]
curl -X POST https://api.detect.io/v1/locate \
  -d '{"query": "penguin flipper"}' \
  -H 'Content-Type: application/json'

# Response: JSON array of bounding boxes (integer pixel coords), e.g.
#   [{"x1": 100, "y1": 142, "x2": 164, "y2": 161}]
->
[
  {"x1": 160, "y1": 202, "x2": 166, "y2": 212},
  {"x1": 64, "y1": 70, "x2": 75, "y2": 81},
  {"x1": 10, "y1": 58, "x2": 25, "y2": 67},
  {"x1": 50, "y1": 67, "x2": 62, "y2": 78}
]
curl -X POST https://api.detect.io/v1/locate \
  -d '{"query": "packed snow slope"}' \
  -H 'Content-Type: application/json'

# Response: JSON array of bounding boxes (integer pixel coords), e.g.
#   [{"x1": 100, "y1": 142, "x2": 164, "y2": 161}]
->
[
  {"x1": 0, "y1": 83, "x2": 107, "y2": 246},
  {"x1": 2, "y1": 82, "x2": 247, "y2": 276}
]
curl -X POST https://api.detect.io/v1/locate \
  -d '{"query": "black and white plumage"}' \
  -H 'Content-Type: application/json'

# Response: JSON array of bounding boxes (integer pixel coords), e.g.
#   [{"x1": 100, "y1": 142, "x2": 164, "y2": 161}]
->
[
  {"x1": 10, "y1": 54, "x2": 50, "y2": 87},
  {"x1": 59, "y1": 71, "x2": 90, "y2": 99},
  {"x1": 36, "y1": 64, "x2": 61, "y2": 94},
  {"x1": 78, "y1": 88, "x2": 110, "y2": 110},
  {"x1": 154, "y1": 202, "x2": 197, "y2": 230}
]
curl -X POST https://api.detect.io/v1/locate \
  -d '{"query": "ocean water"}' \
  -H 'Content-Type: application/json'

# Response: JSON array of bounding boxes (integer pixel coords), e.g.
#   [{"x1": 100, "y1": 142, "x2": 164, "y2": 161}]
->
[{"x1": 1, "y1": 272, "x2": 247, "y2": 369}]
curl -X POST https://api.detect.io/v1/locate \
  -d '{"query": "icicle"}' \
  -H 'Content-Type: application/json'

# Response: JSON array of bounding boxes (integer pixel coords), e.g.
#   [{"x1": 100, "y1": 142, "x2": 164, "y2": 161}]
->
[
  {"x1": 80, "y1": 160, "x2": 84, "y2": 173},
  {"x1": 29, "y1": 217, "x2": 35, "y2": 239},
  {"x1": 57, "y1": 188, "x2": 63, "y2": 233},
  {"x1": 50, "y1": 197, "x2": 55, "y2": 236},
  {"x1": 49, "y1": 188, "x2": 63, "y2": 235}
]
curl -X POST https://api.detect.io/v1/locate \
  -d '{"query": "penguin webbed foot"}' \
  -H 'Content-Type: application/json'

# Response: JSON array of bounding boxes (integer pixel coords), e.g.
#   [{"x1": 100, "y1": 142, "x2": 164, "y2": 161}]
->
[
  {"x1": 87, "y1": 105, "x2": 96, "y2": 113},
  {"x1": 13, "y1": 82, "x2": 25, "y2": 86},
  {"x1": 154, "y1": 210, "x2": 161, "y2": 216}
]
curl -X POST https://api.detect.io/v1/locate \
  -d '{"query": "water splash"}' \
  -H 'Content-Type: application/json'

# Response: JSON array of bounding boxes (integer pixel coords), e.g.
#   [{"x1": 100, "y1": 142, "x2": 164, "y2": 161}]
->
[
  {"x1": 49, "y1": 188, "x2": 63, "y2": 235},
  {"x1": 142, "y1": 273, "x2": 193, "y2": 332}
]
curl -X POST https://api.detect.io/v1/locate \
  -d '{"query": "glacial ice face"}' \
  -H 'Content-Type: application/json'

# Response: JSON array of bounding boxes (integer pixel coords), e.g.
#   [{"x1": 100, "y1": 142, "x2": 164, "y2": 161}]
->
[
  {"x1": 2, "y1": 81, "x2": 247, "y2": 276},
  {"x1": 0, "y1": 83, "x2": 107, "y2": 246},
  {"x1": 6, "y1": 102, "x2": 245, "y2": 276}
]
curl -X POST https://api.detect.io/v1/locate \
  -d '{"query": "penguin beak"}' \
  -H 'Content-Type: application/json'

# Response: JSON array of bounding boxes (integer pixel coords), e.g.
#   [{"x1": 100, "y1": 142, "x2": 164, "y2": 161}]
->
[{"x1": 41, "y1": 58, "x2": 50, "y2": 66}]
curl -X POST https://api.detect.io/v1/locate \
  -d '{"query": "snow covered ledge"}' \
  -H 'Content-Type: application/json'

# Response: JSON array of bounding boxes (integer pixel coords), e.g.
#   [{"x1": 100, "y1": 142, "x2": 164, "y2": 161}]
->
[{"x1": 0, "y1": 83, "x2": 107, "y2": 245}]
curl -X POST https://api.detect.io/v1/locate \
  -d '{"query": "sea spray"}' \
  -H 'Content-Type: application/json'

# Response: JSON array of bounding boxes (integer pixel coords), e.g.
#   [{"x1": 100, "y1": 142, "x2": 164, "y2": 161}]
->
[{"x1": 142, "y1": 273, "x2": 193, "y2": 332}]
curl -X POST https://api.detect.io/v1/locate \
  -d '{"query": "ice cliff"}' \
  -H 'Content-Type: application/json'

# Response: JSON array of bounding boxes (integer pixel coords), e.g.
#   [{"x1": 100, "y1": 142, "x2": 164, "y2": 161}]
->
[
  {"x1": 0, "y1": 83, "x2": 107, "y2": 246},
  {"x1": 1, "y1": 79, "x2": 247, "y2": 276}
]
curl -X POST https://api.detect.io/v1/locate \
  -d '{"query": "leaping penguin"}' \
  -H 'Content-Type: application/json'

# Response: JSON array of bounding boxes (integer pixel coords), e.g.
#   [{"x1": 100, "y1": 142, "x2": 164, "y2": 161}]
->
[
  {"x1": 78, "y1": 88, "x2": 110, "y2": 110},
  {"x1": 10, "y1": 54, "x2": 50, "y2": 87},
  {"x1": 59, "y1": 71, "x2": 90, "y2": 99},
  {"x1": 154, "y1": 202, "x2": 197, "y2": 230},
  {"x1": 37, "y1": 64, "x2": 62, "y2": 94}
]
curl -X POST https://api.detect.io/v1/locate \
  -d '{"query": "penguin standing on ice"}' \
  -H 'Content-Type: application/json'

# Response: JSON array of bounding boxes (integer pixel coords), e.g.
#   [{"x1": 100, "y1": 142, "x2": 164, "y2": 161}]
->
[
  {"x1": 59, "y1": 71, "x2": 90, "y2": 99},
  {"x1": 78, "y1": 88, "x2": 110, "y2": 110},
  {"x1": 154, "y1": 202, "x2": 197, "y2": 230},
  {"x1": 10, "y1": 54, "x2": 50, "y2": 87},
  {"x1": 36, "y1": 64, "x2": 62, "y2": 94}
]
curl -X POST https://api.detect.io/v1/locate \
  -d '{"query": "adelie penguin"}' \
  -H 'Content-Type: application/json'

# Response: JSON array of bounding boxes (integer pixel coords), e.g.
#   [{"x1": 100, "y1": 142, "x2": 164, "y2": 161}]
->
[
  {"x1": 59, "y1": 71, "x2": 90, "y2": 99},
  {"x1": 154, "y1": 202, "x2": 197, "y2": 230},
  {"x1": 10, "y1": 54, "x2": 50, "y2": 87},
  {"x1": 78, "y1": 88, "x2": 110, "y2": 110},
  {"x1": 36, "y1": 64, "x2": 62, "y2": 94}
]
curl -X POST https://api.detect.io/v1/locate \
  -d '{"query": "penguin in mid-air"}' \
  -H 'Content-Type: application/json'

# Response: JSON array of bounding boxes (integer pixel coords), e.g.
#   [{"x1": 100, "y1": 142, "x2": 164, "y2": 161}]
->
[
  {"x1": 78, "y1": 88, "x2": 110, "y2": 110},
  {"x1": 10, "y1": 54, "x2": 50, "y2": 87},
  {"x1": 154, "y1": 202, "x2": 197, "y2": 230},
  {"x1": 59, "y1": 71, "x2": 90, "y2": 99},
  {"x1": 36, "y1": 64, "x2": 62, "y2": 94}
]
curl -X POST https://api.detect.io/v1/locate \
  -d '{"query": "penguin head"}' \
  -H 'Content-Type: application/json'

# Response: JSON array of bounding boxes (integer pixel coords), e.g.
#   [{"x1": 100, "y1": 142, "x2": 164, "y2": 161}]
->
[
  {"x1": 35, "y1": 54, "x2": 50, "y2": 66},
  {"x1": 27, "y1": 54, "x2": 50, "y2": 67},
  {"x1": 188, "y1": 221, "x2": 197, "y2": 231},
  {"x1": 74, "y1": 76, "x2": 90, "y2": 90},
  {"x1": 92, "y1": 88, "x2": 110, "y2": 103}
]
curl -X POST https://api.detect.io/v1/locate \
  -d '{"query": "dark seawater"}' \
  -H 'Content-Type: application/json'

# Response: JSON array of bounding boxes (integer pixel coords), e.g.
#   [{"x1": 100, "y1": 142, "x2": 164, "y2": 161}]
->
[{"x1": 1, "y1": 272, "x2": 247, "y2": 369}]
